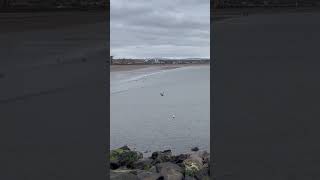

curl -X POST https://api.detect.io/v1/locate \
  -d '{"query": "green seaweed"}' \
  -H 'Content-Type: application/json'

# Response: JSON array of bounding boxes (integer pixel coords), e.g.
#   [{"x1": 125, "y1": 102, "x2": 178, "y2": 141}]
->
[
  {"x1": 119, "y1": 151, "x2": 142, "y2": 165},
  {"x1": 110, "y1": 147, "x2": 143, "y2": 167},
  {"x1": 110, "y1": 148, "x2": 125, "y2": 162},
  {"x1": 143, "y1": 164, "x2": 152, "y2": 171}
]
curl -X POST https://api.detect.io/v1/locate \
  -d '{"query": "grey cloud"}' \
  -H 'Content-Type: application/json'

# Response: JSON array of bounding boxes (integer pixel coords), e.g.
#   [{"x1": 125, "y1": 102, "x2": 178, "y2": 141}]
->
[{"x1": 111, "y1": 0, "x2": 210, "y2": 58}]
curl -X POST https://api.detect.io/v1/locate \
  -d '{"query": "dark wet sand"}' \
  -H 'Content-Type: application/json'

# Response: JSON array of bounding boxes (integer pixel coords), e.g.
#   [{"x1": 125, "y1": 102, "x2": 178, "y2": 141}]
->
[{"x1": 213, "y1": 10, "x2": 320, "y2": 179}]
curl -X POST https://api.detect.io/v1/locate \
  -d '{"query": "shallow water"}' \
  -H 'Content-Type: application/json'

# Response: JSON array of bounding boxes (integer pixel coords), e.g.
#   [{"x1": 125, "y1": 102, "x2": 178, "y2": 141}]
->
[{"x1": 110, "y1": 65, "x2": 210, "y2": 155}]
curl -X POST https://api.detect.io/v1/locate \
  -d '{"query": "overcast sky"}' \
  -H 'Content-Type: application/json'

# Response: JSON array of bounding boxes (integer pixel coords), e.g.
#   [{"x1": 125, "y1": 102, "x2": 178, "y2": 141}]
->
[{"x1": 111, "y1": 0, "x2": 210, "y2": 59}]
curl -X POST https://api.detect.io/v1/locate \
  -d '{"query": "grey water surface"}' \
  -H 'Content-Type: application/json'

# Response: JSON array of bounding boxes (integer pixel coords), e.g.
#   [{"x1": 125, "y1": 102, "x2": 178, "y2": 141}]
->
[{"x1": 110, "y1": 65, "x2": 210, "y2": 155}]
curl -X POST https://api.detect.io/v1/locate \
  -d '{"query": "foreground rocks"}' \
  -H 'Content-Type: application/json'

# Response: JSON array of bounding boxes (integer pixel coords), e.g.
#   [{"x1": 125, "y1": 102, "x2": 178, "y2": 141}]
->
[
  {"x1": 110, "y1": 146, "x2": 210, "y2": 180},
  {"x1": 110, "y1": 145, "x2": 143, "y2": 169}
]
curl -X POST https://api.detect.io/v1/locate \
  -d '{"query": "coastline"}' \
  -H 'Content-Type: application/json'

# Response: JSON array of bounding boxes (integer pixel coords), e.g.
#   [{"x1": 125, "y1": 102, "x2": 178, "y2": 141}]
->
[{"x1": 110, "y1": 64, "x2": 209, "y2": 72}]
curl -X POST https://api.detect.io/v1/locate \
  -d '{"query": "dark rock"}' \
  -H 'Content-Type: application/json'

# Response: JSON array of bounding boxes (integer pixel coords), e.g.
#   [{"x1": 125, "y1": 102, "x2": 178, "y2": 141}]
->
[
  {"x1": 191, "y1": 147, "x2": 199, "y2": 152},
  {"x1": 156, "y1": 162, "x2": 183, "y2": 180},
  {"x1": 184, "y1": 176, "x2": 196, "y2": 180},
  {"x1": 195, "y1": 151, "x2": 209, "y2": 160},
  {"x1": 119, "y1": 145, "x2": 131, "y2": 151},
  {"x1": 195, "y1": 151, "x2": 210, "y2": 166},
  {"x1": 195, "y1": 167, "x2": 210, "y2": 180},
  {"x1": 136, "y1": 170, "x2": 163, "y2": 180},
  {"x1": 119, "y1": 151, "x2": 143, "y2": 167},
  {"x1": 156, "y1": 162, "x2": 183, "y2": 173},
  {"x1": 109, "y1": 147, "x2": 210, "y2": 180},
  {"x1": 110, "y1": 162, "x2": 120, "y2": 170},
  {"x1": 110, "y1": 169, "x2": 139, "y2": 180},
  {"x1": 203, "y1": 155, "x2": 210, "y2": 166},
  {"x1": 110, "y1": 147, "x2": 143, "y2": 169},
  {"x1": 189, "y1": 154, "x2": 204, "y2": 166},
  {"x1": 151, "y1": 150, "x2": 172, "y2": 164},
  {"x1": 149, "y1": 166, "x2": 157, "y2": 173},
  {"x1": 131, "y1": 158, "x2": 153, "y2": 170},
  {"x1": 197, "y1": 176, "x2": 210, "y2": 180},
  {"x1": 151, "y1": 152, "x2": 159, "y2": 159},
  {"x1": 172, "y1": 154, "x2": 189, "y2": 164}
]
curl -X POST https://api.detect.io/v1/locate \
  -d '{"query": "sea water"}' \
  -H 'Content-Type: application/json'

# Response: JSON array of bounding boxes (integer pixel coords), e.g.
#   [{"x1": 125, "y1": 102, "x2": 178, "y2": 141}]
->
[{"x1": 110, "y1": 65, "x2": 210, "y2": 155}]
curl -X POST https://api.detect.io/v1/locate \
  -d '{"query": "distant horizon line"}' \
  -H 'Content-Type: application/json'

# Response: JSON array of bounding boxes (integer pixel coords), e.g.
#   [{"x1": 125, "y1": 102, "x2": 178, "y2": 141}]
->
[{"x1": 111, "y1": 57, "x2": 210, "y2": 59}]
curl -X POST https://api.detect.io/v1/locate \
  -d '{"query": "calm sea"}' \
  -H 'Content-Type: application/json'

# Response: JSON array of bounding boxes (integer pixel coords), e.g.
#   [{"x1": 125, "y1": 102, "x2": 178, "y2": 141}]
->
[{"x1": 110, "y1": 65, "x2": 210, "y2": 155}]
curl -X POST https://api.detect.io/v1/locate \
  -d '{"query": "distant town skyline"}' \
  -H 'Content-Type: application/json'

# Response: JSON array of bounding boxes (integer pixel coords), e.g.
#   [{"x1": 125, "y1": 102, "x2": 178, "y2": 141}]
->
[{"x1": 110, "y1": 0, "x2": 210, "y2": 59}]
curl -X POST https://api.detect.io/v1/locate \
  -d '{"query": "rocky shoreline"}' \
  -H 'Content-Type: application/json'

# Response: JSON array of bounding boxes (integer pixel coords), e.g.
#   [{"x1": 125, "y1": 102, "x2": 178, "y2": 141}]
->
[{"x1": 110, "y1": 146, "x2": 210, "y2": 180}]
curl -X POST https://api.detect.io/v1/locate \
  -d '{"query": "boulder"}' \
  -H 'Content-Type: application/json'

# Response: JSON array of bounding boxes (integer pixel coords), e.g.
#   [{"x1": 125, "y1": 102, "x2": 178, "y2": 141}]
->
[
  {"x1": 149, "y1": 166, "x2": 158, "y2": 173},
  {"x1": 156, "y1": 162, "x2": 182, "y2": 173},
  {"x1": 183, "y1": 154, "x2": 204, "y2": 177},
  {"x1": 110, "y1": 169, "x2": 139, "y2": 180},
  {"x1": 195, "y1": 151, "x2": 210, "y2": 163},
  {"x1": 131, "y1": 158, "x2": 153, "y2": 170},
  {"x1": 109, "y1": 147, "x2": 210, "y2": 180},
  {"x1": 119, "y1": 145, "x2": 131, "y2": 151},
  {"x1": 156, "y1": 162, "x2": 183, "y2": 180},
  {"x1": 151, "y1": 150, "x2": 172, "y2": 164},
  {"x1": 191, "y1": 147, "x2": 199, "y2": 152},
  {"x1": 136, "y1": 170, "x2": 164, "y2": 180},
  {"x1": 171, "y1": 154, "x2": 189, "y2": 164},
  {"x1": 189, "y1": 154, "x2": 204, "y2": 166},
  {"x1": 110, "y1": 148, "x2": 124, "y2": 169},
  {"x1": 194, "y1": 167, "x2": 210, "y2": 180},
  {"x1": 110, "y1": 146, "x2": 143, "y2": 169},
  {"x1": 184, "y1": 176, "x2": 196, "y2": 180},
  {"x1": 194, "y1": 151, "x2": 210, "y2": 168}
]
